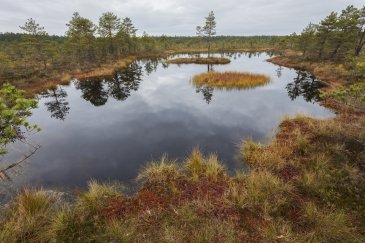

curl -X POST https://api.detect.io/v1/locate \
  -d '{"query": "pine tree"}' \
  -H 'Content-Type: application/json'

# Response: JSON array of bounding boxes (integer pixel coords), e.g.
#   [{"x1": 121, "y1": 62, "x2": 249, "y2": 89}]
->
[
  {"x1": 316, "y1": 12, "x2": 337, "y2": 59},
  {"x1": 66, "y1": 12, "x2": 96, "y2": 65},
  {"x1": 355, "y1": 6, "x2": 365, "y2": 56},
  {"x1": 196, "y1": 11, "x2": 216, "y2": 57},
  {"x1": 118, "y1": 17, "x2": 138, "y2": 53},
  {"x1": 98, "y1": 12, "x2": 120, "y2": 57},
  {"x1": 19, "y1": 18, "x2": 49, "y2": 71}
]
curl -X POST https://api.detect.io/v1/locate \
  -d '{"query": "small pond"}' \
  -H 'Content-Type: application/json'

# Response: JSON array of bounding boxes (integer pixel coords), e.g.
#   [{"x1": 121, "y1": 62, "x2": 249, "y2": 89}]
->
[{"x1": 1, "y1": 52, "x2": 334, "y2": 191}]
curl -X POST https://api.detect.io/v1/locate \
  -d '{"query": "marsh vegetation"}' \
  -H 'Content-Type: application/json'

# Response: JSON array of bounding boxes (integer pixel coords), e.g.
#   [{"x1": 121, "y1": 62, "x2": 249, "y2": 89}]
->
[
  {"x1": 1, "y1": 112, "x2": 364, "y2": 242},
  {"x1": 192, "y1": 71, "x2": 271, "y2": 90}
]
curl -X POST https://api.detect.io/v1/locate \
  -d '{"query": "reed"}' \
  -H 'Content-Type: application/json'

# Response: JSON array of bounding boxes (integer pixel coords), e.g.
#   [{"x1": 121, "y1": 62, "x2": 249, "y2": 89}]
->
[{"x1": 192, "y1": 71, "x2": 271, "y2": 90}]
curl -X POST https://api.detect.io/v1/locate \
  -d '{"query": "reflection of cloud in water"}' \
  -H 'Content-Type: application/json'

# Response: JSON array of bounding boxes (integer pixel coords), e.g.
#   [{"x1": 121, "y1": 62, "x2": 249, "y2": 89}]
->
[{"x1": 22, "y1": 107, "x2": 259, "y2": 187}]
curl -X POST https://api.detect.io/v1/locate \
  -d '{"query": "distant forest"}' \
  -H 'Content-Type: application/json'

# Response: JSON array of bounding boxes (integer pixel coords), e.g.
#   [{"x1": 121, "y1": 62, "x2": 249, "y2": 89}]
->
[{"x1": 0, "y1": 4, "x2": 364, "y2": 82}]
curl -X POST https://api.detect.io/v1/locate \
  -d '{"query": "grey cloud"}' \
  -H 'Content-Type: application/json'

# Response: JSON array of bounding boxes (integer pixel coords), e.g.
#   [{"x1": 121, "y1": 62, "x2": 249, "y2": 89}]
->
[{"x1": 0, "y1": 0, "x2": 363, "y2": 36}]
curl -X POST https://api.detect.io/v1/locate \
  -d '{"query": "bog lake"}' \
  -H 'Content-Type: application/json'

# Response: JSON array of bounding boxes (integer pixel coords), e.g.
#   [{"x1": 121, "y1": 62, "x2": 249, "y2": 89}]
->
[{"x1": 1, "y1": 52, "x2": 334, "y2": 194}]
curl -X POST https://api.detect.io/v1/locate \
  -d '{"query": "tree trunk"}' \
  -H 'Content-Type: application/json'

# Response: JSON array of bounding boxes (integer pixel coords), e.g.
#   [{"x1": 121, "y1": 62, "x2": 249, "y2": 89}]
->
[
  {"x1": 331, "y1": 42, "x2": 342, "y2": 59},
  {"x1": 355, "y1": 31, "x2": 365, "y2": 56},
  {"x1": 318, "y1": 36, "x2": 327, "y2": 59},
  {"x1": 318, "y1": 41, "x2": 325, "y2": 59}
]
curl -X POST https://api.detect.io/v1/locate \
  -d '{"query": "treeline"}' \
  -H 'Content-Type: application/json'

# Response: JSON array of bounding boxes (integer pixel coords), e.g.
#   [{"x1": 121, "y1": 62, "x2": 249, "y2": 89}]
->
[
  {"x1": 153, "y1": 35, "x2": 285, "y2": 50},
  {"x1": 295, "y1": 5, "x2": 365, "y2": 61},
  {"x1": 0, "y1": 12, "x2": 143, "y2": 80},
  {"x1": 0, "y1": 12, "x2": 287, "y2": 82},
  {"x1": 0, "y1": 32, "x2": 64, "y2": 43}
]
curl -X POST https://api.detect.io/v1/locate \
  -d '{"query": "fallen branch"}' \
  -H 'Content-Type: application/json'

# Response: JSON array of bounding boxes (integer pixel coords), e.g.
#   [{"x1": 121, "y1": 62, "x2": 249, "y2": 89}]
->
[{"x1": 0, "y1": 145, "x2": 40, "y2": 180}]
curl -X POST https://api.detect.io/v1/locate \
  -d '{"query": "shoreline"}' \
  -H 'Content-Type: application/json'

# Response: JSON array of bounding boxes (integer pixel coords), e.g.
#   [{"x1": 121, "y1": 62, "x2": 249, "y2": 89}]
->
[{"x1": 6, "y1": 48, "x2": 276, "y2": 96}]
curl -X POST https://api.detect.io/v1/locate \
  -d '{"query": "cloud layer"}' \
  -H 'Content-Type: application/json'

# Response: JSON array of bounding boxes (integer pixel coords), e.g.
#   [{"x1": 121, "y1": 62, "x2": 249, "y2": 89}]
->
[{"x1": 0, "y1": 0, "x2": 363, "y2": 36}]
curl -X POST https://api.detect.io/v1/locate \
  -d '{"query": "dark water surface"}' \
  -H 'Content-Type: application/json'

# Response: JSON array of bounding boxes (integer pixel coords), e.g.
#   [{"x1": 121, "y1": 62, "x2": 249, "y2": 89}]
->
[{"x1": 2, "y1": 52, "x2": 334, "y2": 190}]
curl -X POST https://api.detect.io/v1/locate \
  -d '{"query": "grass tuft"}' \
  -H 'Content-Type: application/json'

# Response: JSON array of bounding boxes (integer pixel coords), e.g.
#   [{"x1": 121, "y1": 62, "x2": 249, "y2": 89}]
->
[
  {"x1": 231, "y1": 170, "x2": 292, "y2": 216},
  {"x1": 185, "y1": 148, "x2": 226, "y2": 181},
  {"x1": 303, "y1": 203, "x2": 355, "y2": 242},
  {"x1": 137, "y1": 154, "x2": 181, "y2": 183},
  {"x1": 0, "y1": 189, "x2": 56, "y2": 242},
  {"x1": 78, "y1": 180, "x2": 123, "y2": 213}
]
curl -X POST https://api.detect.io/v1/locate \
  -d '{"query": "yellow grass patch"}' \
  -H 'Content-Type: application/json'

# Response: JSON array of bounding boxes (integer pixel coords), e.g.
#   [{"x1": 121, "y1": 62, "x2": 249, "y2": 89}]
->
[
  {"x1": 192, "y1": 71, "x2": 271, "y2": 90},
  {"x1": 72, "y1": 56, "x2": 137, "y2": 80}
]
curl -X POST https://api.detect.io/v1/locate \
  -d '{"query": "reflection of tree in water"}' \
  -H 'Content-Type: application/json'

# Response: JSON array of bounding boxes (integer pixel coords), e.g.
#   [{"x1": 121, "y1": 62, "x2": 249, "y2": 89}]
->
[
  {"x1": 195, "y1": 63, "x2": 215, "y2": 104},
  {"x1": 207, "y1": 64, "x2": 215, "y2": 72},
  {"x1": 161, "y1": 61, "x2": 169, "y2": 69},
  {"x1": 75, "y1": 78, "x2": 108, "y2": 106},
  {"x1": 75, "y1": 61, "x2": 143, "y2": 106},
  {"x1": 42, "y1": 87, "x2": 70, "y2": 120},
  {"x1": 106, "y1": 61, "x2": 143, "y2": 101},
  {"x1": 245, "y1": 52, "x2": 262, "y2": 59},
  {"x1": 276, "y1": 66, "x2": 283, "y2": 78},
  {"x1": 286, "y1": 71, "x2": 327, "y2": 103},
  {"x1": 143, "y1": 59, "x2": 159, "y2": 75},
  {"x1": 196, "y1": 86, "x2": 214, "y2": 104}
]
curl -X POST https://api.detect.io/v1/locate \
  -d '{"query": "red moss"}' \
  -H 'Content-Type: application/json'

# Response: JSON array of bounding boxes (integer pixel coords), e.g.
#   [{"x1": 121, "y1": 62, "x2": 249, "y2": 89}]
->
[
  {"x1": 101, "y1": 176, "x2": 235, "y2": 221},
  {"x1": 103, "y1": 197, "x2": 130, "y2": 219},
  {"x1": 277, "y1": 165, "x2": 302, "y2": 182}
]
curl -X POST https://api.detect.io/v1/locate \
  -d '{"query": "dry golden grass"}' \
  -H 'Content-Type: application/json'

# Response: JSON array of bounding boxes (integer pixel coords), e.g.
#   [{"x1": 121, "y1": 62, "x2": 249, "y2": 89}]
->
[
  {"x1": 167, "y1": 57, "x2": 231, "y2": 64},
  {"x1": 16, "y1": 56, "x2": 137, "y2": 96},
  {"x1": 192, "y1": 71, "x2": 271, "y2": 90},
  {"x1": 267, "y1": 56, "x2": 349, "y2": 89},
  {"x1": 71, "y1": 56, "x2": 137, "y2": 79}
]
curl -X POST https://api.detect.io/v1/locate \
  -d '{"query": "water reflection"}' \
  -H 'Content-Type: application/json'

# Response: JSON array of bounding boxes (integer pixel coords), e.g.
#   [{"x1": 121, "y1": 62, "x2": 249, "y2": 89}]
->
[
  {"x1": 106, "y1": 62, "x2": 143, "y2": 101},
  {"x1": 276, "y1": 66, "x2": 283, "y2": 78},
  {"x1": 161, "y1": 61, "x2": 169, "y2": 69},
  {"x1": 1, "y1": 138, "x2": 40, "y2": 202},
  {"x1": 196, "y1": 86, "x2": 214, "y2": 104},
  {"x1": 74, "y1": 61, "x2": 143, "y2": 107},
  {"x1": 207, "y1": 64, "x2": 215, "y2": 72},
  {"x1": 75, "y1": 78, "x2": 108, "y2": 106},
  {"x1": 0, "y1": 144, "x2": 40, "y2": 182},
  {"x1": 286, "y1": 71, "x2": 327, "y2": 103},
  {"x1": 143, "y1": 59, "x2": 159, "y2": 75},
  {"x1": 41, "y1": 87, "x2": 70, "y2": 120}
]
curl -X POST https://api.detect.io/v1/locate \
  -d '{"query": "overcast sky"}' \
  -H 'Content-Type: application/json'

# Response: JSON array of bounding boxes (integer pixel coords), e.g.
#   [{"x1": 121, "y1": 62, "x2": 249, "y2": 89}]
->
[{"x1": 0, "y1": 0, "x2": 364, "y2": 36}]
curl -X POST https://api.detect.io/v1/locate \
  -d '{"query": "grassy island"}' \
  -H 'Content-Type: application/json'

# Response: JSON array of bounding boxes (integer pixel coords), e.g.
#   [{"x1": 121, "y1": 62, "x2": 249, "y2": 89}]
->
[
  {"x1": 192, "y1": 71, "x2": 271, "y2": 89},
  {"x1": 166, "y1": 57, "x2": 231, "y2": 65}
]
